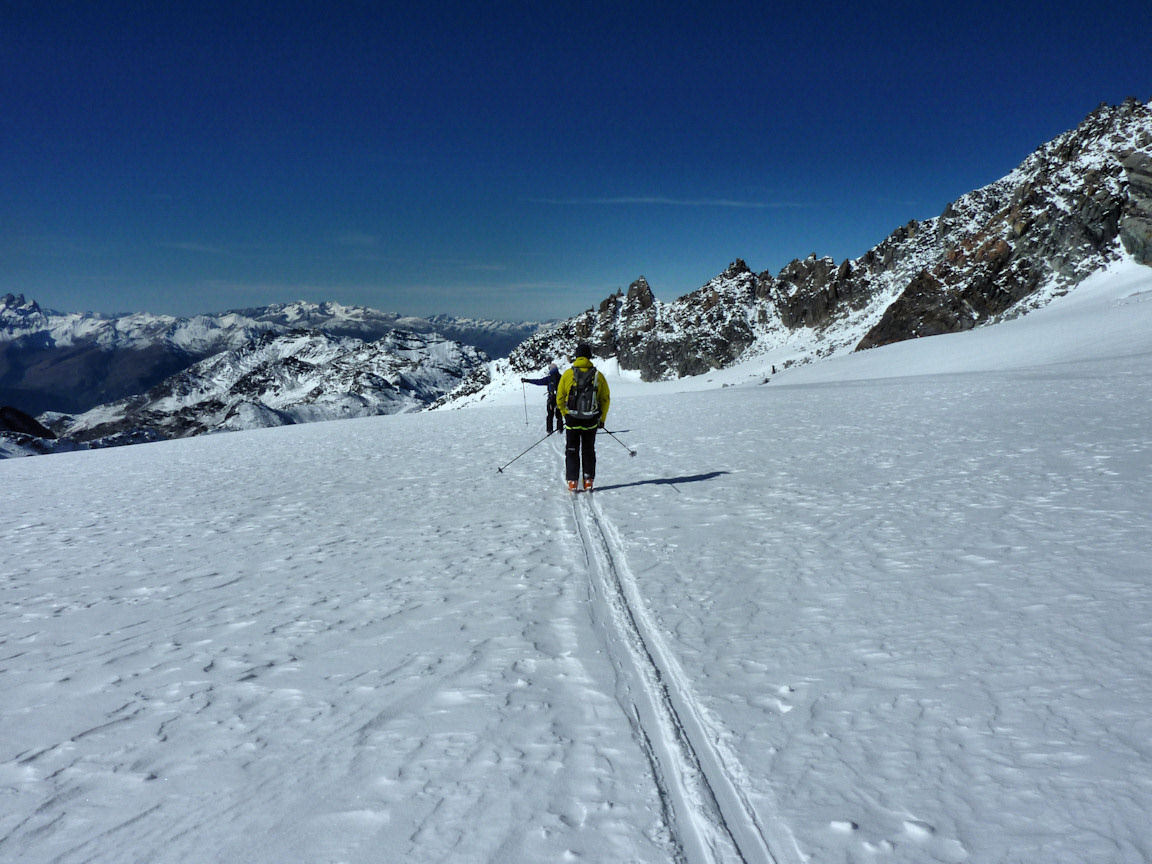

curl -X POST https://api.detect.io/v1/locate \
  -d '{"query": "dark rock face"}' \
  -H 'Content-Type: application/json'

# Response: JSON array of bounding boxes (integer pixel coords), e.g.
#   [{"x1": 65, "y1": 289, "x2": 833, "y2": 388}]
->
[
  {"x1": 856, "y1": 272, "x2": 977, "y2": 350},
  {"x1": 0, "y1": 405, "x2": 57, "y2": 439},
  {"x1": 771, "y1": 255, "x2": 858, "y2": 329},
  {"x1": 1, "y1": 339, "x2": 197, "y2": 415},
  {"x1": 1120, "y1": 152, "x2": 1152, "y2": 264},
  {"x1": 0, "y1": 402, "x2": 70, "y2": 458}
]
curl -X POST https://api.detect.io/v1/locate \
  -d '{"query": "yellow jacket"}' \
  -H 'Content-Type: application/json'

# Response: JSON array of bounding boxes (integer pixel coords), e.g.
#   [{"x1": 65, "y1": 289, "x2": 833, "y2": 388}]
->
[{"x1": 556, "y1": 357, "x2": 610, "y2": 429}]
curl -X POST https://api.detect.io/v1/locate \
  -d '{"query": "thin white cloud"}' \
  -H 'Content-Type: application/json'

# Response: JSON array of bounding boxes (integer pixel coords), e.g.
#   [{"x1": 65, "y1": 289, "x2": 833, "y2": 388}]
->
[
  {"x1": 333, "y1": 232, "x2": 382, "y2": 248},
  {"x1": 527, "y1": 196, "x2": 808, "y2": 209},
  {"x1": 426, "y1": 259, "x2": 512, "y2": 274},
  {"x1": 159, "y1": 241, "x2": 232, "y2": 255}
]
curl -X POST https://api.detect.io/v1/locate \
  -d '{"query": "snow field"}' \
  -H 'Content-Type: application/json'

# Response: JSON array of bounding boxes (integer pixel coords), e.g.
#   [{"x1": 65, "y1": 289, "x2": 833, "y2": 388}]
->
[
  {"x1": 599, "y1": 365, "x2": 1152, "y2": 862},
  {"x1": 2, "y1": 415, "x2": 673, "y2": 862},
  {"x1": 3, "y1": 259, "x2": 1152, "y2": 863}
]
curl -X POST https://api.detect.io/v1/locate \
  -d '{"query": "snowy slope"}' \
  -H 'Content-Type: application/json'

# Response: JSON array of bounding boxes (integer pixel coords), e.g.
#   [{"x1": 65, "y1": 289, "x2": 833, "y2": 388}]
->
[{"x1": 2, "y1": 261, "x2": 1151, "y2": 863}]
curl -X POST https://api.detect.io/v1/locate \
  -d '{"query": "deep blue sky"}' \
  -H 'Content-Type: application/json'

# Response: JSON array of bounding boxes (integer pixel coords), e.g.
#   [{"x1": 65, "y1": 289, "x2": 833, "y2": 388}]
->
[{"x1": 3, "y1": 1, "x2": 1148, "y2": 321}]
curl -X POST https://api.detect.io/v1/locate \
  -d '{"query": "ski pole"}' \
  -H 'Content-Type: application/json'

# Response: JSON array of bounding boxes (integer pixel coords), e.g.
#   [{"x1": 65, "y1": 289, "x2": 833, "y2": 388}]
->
[
  {"x1": 601, "y1": 428, "x2": 636, "y2": 457},
  {"x1": 522, "y1": 382, "x2": 528, "y2": 425},
  {"x1": 497, "y1": 430, "x2": 554, "y2": 473}
]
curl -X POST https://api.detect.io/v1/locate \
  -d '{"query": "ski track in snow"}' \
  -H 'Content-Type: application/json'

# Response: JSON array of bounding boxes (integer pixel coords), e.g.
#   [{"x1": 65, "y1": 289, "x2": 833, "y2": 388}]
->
[{"x1": 564, "y1": 439, "x2": 799, "y2": 864}]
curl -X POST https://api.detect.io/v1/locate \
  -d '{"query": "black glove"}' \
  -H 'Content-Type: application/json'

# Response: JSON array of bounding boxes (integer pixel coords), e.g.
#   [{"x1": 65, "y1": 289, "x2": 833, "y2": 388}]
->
[{"x1": 520, "y1": 377, "x2": 527, "y2": 382}]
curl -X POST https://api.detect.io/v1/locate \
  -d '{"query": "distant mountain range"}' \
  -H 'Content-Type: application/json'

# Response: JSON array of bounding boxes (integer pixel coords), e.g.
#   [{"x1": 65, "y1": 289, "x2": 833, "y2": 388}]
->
[
  {"x1": 4, "y1": 98, "x2": 1150, "y2": 458},
  {"x1": 0, "y1": 298, "x2": 544, "y2": 415},
  {"x1": 43, "y1": 328, "x2": 488, "y2": 448}
]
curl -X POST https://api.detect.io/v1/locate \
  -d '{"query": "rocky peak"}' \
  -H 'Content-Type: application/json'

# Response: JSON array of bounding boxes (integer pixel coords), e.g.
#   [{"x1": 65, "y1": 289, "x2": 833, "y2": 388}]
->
[
  {"x1": 722, "y1": 259, "x2": 753, "y2": 279},
  {"x1": 625, "y1": 276, "x2": 655, "y2": 311},
  {"x1": 2, "y1": 293, "x2": 45, "y2": 320}
]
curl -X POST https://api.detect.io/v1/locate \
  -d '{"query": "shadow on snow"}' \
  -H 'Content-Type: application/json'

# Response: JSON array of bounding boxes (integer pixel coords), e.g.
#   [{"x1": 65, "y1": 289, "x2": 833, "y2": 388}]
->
[{"x1": 594, "y1": 471, "x2": 730, "y2": 494}]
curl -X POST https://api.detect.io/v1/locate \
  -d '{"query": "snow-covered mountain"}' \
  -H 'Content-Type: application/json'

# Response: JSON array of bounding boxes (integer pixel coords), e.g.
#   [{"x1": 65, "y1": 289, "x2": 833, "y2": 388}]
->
[
  {"x1": 226, "y1": 302, "x2": 547, "y2": 359},
  {"x1": 0, "y1": 295, "x2": 266, "y2": 415},
  {"x1": 0, "y1": 295, "x2": 543, "y2": 416},
  {"x1": 37, "y1": 328, "x2": 488, "y2": 448},
  {"x1": 499, "y1": 99, "x2": 1152, "y2": 382}
]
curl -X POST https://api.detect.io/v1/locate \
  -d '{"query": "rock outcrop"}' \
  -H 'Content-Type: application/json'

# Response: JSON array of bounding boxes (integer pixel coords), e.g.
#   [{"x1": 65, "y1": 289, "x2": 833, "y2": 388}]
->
[{"x1": 1120, "y1": 152, "x2": 1152, "y2": 264}]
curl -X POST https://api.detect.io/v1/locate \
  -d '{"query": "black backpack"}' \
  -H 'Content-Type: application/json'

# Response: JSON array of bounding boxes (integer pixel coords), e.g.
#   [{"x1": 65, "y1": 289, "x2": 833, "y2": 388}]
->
[{"x1": 566, "y1": 367, "x2": 599, "y2": 421}]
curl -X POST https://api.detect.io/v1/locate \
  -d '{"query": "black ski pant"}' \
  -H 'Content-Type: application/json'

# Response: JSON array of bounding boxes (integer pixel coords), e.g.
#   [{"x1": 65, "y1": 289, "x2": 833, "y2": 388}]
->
[
  {"x1": 546, "y1": 393, "x2": 564, "y2": 434},
  {"x1": 565, "y1": 427, "x2": 597, "y2": 483}
]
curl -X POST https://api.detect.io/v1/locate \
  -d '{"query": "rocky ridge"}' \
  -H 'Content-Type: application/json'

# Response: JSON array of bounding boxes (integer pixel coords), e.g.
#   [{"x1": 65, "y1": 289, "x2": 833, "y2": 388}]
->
[{"x1": 503, "y1": 99, "x2": 1152, "y2": 382}]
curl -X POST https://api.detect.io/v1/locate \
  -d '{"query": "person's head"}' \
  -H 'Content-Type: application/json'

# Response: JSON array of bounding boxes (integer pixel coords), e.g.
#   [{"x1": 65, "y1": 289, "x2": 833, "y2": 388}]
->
[
  {"x1": 574, "y1": 342, "x2": 592, "y2": 360},
  {"x1": 549, "y1": 362, "x2": 558, "y2": 372}
]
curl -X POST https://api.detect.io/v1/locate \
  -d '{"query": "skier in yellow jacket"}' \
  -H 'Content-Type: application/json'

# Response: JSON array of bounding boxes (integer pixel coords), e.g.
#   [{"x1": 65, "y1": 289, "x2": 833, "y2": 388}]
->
[{"x1": 555, "y1": 342, "x2": 610, "y2": 492}]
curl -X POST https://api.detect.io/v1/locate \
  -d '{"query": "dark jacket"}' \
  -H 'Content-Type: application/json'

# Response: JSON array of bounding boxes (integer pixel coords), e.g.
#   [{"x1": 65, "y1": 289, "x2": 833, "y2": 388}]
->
[{"x1": 522, "y1": 368, "x2": 561, "y2": 394}]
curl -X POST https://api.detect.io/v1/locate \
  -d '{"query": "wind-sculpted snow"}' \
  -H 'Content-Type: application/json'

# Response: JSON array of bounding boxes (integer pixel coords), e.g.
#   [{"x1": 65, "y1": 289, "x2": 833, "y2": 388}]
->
[
  {"x1": 1, "y1": 413, "x2": 677, "y2": 862},
  {"x1": 2, "y1": 261, "x2": 1152, "y2": 862}
]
